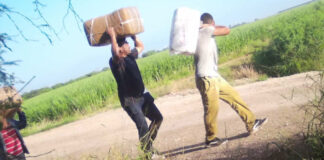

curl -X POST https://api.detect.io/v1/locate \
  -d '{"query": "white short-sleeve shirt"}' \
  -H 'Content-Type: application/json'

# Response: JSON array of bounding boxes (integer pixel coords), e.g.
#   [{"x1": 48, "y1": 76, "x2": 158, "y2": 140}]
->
[{"x1": 194, "y1": 26, "x2": 219, "y2": 78}]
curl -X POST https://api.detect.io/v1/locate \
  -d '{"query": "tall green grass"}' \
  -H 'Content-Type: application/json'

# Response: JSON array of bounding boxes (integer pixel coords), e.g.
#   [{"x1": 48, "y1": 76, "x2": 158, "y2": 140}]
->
[
  {"x1": 137, "y1": 51, "x2": 193, "y2": 87},
  {"x1": 22, "y1": 0, "x2": 324, "y2": 132},
  {"x1": 22, "y1": 51, "x2": 193, "y2": 124},
  {"x1": 23, "y1": 71, "x2": 117, "y2": 123},
  {"x1": 253, "y1": 1, "x2": 324, "y2": 76}
]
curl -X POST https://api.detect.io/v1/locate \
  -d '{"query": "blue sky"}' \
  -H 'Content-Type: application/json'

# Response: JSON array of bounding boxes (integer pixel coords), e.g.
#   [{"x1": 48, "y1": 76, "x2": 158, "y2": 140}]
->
[{"x1": 1, "y1": 0, "x2": 311, "y2": 93}]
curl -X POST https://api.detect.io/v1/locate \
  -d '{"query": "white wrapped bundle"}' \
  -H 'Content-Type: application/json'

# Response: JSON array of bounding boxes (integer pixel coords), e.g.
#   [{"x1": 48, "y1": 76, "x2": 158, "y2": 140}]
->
[{"x1": 169, "y1": 7, "x2": 201, "y2": 55}]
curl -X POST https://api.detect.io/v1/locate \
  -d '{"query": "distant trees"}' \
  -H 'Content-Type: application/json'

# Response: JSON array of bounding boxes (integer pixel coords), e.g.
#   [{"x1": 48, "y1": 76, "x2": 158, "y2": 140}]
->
[
  {"x1": 142, "y1": 50, "x2": 158, "y2": 57},
  {"x1": 142, "y1": 48, "x2": 168, "y2": 57},
  {"x1": 22, "y1": 70, "x2": 103, "y2": 99},
  {"x1": 229, "y1": 22, "x2": 247, "y2": 29},
  {"x1": 22, "y1": 87, "x2": 51, "y2": 99}
]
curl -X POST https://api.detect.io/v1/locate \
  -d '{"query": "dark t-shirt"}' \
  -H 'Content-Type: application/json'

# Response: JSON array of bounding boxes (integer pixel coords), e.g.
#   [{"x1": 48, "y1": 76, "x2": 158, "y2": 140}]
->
[{"x1": 109, "y1": 49, "x2": 145, "y2": 104}]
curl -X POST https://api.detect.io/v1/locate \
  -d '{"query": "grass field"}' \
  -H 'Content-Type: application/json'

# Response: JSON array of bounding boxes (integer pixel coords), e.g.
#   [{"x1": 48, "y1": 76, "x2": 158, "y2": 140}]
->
[{"x1": 21, "y1": 0, "x2": 324, "y2": 136}]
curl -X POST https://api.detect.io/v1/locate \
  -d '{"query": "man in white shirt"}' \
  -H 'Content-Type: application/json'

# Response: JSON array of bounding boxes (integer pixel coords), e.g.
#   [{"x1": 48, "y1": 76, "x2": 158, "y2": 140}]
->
[{"x1": 195, "y1": 13, "x2": 268, "y2": 147}]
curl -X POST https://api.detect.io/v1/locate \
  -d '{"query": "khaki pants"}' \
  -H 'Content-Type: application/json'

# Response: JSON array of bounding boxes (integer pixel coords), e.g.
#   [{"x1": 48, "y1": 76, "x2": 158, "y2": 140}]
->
[{"x1": 196, "y1": 76, "x2": 256, "y2": 141}]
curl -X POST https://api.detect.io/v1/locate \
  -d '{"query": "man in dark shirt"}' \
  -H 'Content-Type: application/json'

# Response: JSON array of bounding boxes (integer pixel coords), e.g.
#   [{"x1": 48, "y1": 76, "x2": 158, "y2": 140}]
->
[{"x1": 107, "y1": 27, "x2": 163, "y2": 157}]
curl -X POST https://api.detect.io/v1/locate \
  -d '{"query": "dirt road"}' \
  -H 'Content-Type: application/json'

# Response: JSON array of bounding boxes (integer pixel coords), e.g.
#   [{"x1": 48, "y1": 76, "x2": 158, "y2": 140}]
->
[{"x1": 24, "y1": 72, "x2": 320, "y2": 160}]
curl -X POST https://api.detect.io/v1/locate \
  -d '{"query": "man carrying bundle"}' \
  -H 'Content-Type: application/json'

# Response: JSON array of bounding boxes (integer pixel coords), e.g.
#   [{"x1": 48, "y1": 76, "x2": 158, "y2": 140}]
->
[
  {"x1": 106, "y1": 27, "x2": 163, "y2": 158},
  {"x1": 0, "y1": 86, "x2": 29, "y2": 160},
  {"x1": 195, "y1": 13, "x2": 268, "y2": 147}
]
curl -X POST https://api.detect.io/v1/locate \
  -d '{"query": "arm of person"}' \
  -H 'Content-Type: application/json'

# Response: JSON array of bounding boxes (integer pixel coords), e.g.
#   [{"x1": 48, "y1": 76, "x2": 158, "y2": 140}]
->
[
  {"x1": 15, "y1": 108, "x2": 27, "y2": 130},
  {"x1": 213, "y1": 25, "x2": 230, "y2": 36},
  {"x1": 131, "y1": 35, "x2": 144, "y2": 57},
  {"x1": 107, "y1": 27, "x2": 122, "y2": 62}
]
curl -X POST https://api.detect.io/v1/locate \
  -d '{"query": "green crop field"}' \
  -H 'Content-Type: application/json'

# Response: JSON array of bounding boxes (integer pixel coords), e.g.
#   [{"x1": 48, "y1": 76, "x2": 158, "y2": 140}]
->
[{"x1": 22, "y1": 0, "x2": 324, "y2": 135}]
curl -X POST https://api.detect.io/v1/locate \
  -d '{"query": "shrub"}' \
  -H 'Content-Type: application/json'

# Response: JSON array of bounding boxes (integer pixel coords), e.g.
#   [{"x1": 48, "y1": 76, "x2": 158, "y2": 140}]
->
[{"x1": 253, "y1": 3, "x2": 324, "y2": 76}]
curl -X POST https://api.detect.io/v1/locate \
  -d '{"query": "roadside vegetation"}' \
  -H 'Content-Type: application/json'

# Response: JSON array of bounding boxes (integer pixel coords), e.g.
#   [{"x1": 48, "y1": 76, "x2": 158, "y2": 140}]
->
[{"x1": 264, "y1": 71, "x2": 323, "y2": 160}]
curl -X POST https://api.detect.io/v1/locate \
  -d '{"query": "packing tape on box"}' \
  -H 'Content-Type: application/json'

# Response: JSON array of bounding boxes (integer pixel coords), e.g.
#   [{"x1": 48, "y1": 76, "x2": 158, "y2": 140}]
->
[
  {"x1": 104, "y1": 15, "x2": 109, "y2": 28},
  {"x1": 117, "y1": 7, "x2": 142, "y2": 34},
  {"x1": 119, "y1": 8, "x2": 143, "y2": 32},
  {"x1": 121, "y1": 18, "x2": 143, "y2": 33},
  {"x1": 129, "y1": 7, "x2": 140, "y2": 31},
  {"x1": 90, "y1": 18, "x2": 97, "y2": 45},
  {"x1": 117, "y1": 11, "x2": 125, "y2": 33},
  {"x1": 120, "y1": 18, "x2": 142, "y2": 25}
]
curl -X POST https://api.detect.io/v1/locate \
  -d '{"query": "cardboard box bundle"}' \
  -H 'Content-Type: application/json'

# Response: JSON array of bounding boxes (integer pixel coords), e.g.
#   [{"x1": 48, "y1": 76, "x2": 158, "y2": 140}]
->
[
  {"x1": 0, "y1": 87, "x2": 22, "y2": 116},
  {"x1": 0, "y1": 86, "x2": 22, "y2": 129},
  {"x1": 84, "y1": 7, "x2": 144, "y2": 46},
  {"x1": 0, "y1": 86, "x2": 22, "y2": 110},
  {"x1": 169, "y1": 7, "x2": 201, "y2": 55}
]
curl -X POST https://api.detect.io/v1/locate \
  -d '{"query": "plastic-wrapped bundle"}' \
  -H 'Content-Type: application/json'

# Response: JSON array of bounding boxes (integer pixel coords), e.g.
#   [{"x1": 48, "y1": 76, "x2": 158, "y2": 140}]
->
[
  {"x1": 169, "y1": 7, "x2": 201, "y2": 55},
  {"x1": 84, "y1": 7, "x2": 144, "y2": 46}
]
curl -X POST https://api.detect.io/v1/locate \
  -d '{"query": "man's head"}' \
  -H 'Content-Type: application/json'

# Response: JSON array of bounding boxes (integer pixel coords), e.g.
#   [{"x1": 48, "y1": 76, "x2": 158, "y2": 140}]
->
[
  {"x1": 117, "y1": 37, "x2": 131, "y2": 56},
  {"x1": 201, "y1": 13, "x2": 214, "y2": 25}
]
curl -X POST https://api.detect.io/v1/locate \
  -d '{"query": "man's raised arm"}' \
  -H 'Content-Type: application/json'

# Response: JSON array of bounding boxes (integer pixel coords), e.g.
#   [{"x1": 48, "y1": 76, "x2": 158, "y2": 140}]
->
[
  {"x1": 213, "y1": 25, "x2": 230, "y2": 36},
  {"x1": 131, "y1": 35, "x2": 144, "y2": 54},
  {"x1": 107, "y1": 27, "x2": 122, "y2": 61}
]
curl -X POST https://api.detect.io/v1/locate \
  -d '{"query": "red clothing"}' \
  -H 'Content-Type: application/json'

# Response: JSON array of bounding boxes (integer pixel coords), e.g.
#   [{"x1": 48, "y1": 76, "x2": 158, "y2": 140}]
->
[{"x1": 1, "y1": 128, "x2": 23, "y2": 156}]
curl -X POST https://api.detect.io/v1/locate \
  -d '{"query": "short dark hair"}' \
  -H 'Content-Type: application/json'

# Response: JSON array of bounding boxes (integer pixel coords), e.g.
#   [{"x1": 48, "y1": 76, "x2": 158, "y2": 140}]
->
[
  {"x1": 117, "y1": 37, "x2": 127, "y2": 47},
  {"x1": 200, "y1": 13, "x2": 214, "y2": 24}
]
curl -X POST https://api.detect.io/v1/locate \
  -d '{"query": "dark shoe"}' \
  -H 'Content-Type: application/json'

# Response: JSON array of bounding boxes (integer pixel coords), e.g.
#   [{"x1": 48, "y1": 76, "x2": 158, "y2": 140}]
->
[
  {"x1": 150, "y1": 147, "x2": 161, "y2": 155},
  {"x1": 205, "y1": 137, "x2": 228, "y2": 147},
  {"x1": 249, "y1": 118, "x2": 268, "y2": 135},
  {"x1": 145, "y1": 147, "x2": 165, "y2": 160}
]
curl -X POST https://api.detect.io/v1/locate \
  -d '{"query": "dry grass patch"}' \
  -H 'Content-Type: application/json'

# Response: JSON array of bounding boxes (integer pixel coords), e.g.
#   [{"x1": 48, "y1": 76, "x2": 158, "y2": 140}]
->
[
  {"x1": 150, "y1": 75, "x2": 196, "y2": 97},
  {"x1": 232, "y1": 63, "x2": 260, "y2": 79}
]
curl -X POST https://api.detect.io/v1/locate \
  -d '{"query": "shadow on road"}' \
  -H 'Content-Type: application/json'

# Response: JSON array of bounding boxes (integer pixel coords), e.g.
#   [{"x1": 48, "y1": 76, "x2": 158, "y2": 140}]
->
[{"x1": 161, "y1": 132, "x2": 249, "y2": 158}]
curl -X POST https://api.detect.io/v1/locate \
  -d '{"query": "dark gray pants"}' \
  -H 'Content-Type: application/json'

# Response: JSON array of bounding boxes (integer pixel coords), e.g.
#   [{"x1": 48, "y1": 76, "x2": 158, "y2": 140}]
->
[
  {"x1": 122, "y1": 92, "x2": 163, "y2": 152},
  {"x1": 6, "y1": 153, "x2": 26, "y2": 160}
]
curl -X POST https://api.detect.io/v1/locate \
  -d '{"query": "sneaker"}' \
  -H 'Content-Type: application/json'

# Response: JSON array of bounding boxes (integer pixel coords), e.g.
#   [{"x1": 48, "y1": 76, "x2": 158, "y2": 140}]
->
[
  {"x1": 249, "y1": 118, "x2": 268, "y2": 135},
  {"x1": 146, "y1": 147, "x2": 165, "y2": 160},
  {"x1": 150, "y1": 147, "x2": 161, "y2": 155},
  {"x1": 151, "y1": 153, "x2": 165, "y2": 160},
  {"x1": 205, "y1": 137, "x2": 228, "y2": 147}
]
